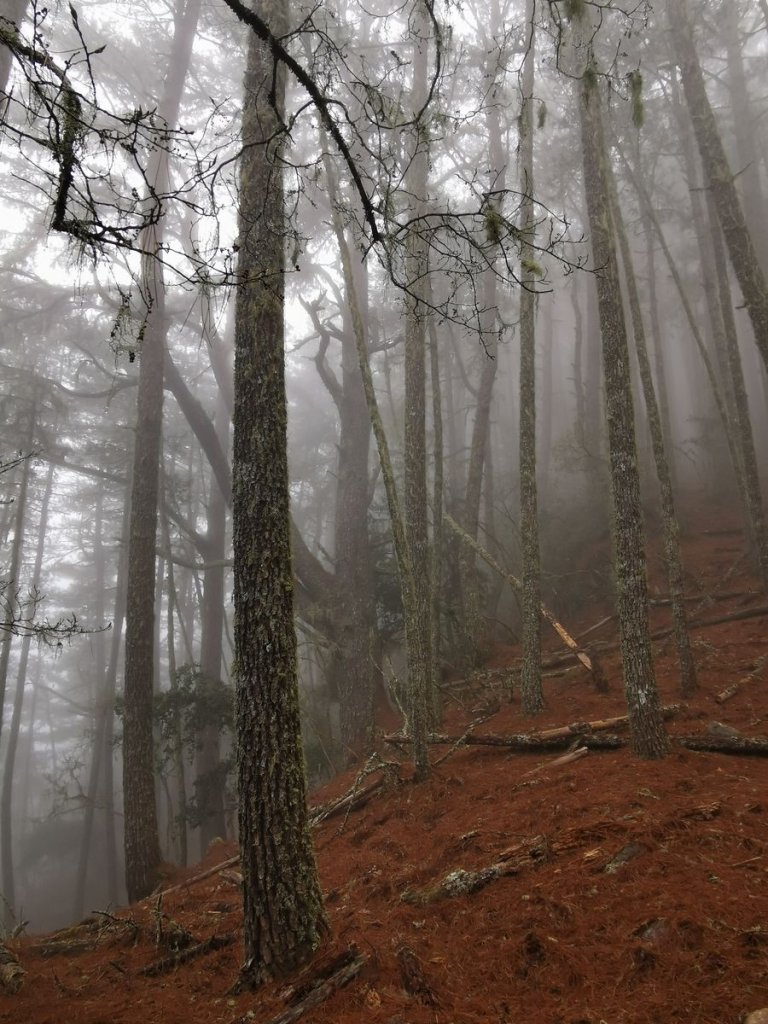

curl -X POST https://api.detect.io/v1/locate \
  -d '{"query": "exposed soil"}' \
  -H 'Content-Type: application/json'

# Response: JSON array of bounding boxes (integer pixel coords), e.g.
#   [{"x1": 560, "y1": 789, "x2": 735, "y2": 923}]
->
[{"x1": 2, "y1": 498, "x2": 768, "y2": 1024}]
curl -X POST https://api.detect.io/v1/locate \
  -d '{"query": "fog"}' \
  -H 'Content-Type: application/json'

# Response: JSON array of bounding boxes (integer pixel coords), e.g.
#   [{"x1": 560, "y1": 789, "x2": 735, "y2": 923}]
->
[{"x1": 0, "y1": 0, "x2": 766, "y2": 932}]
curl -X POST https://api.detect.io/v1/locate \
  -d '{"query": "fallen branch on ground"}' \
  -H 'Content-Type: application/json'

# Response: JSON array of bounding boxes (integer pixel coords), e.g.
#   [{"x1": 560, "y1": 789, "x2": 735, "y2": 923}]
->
[
  {"x1": 0, "y1": 943, "x2": 24, "y2": 992},
  {"x1": 254, "y1": 947, "x2": 367, "y2": 1024},
  {"x1": 386, "y1": 707, "x2": 680, "y2": 754},
  {"x1": 443, "y1": 512, "x2": 606, "y2": 689},
  {"x1": 675, "y1": 734, "x2": 768, "y2": 756},
  {"x1": 385, "y1": 731, "x2": 626, "y2": 753},
  {"x1": 140, "y1": 932, "x2": 235, "y2": 977}
]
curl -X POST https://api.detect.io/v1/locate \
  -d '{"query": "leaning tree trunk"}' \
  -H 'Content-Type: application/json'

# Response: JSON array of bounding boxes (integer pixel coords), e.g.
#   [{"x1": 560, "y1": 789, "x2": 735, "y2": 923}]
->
[
  {"x1": 0, "y1": 0, "x2": 27, "y2": 99},
  {"x1": 667, "y1": 0, "x2": 768, "y2": 379},
  {"x1": 518, "y1": 0, "x2": 544, "y2": 716},
  {"x1": 232, "y1": 0, "x2": 326, "y2": 988},
  {"x1": 574, "y1": 23, "x2": 668, "y2": 759}
]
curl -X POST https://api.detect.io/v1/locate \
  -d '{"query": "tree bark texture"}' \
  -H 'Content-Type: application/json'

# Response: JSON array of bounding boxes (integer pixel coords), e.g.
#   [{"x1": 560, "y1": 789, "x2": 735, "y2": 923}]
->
[
  {"x1": 403, "y1": 2, "x2": 433, "y2": 780},
  {"x1": 518, "y1": 0, "x2": 543, "y2": 716},
  {"x1": 233, "y1": 1, "x2": 326, "y2": 987},
  {"x1": 609, "y1": 156, "x2": 697, "y2": 697},
  {"x1": 122, "y1": 0, "x2": 201, "y2": 905},
  {"x1": 576, "y1": 42, "x2": 668, "y2": 759},
  {"x1": 667, "y1": 0, "x2": 768, "y2": 378}
]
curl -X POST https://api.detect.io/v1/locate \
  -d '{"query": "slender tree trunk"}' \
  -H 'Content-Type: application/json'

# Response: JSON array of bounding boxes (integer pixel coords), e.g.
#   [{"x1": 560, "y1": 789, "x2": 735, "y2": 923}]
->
[
  {"x1": 575, "y1": 26, "x2": 668, "y2": 758},
  {"x1": 1, "y1": 459, "x2": 52, "y2": 923},
  {"x1": 160, "y1": 497, "x2": 188, "y2": 867},
  {"x1": 233, "y1": 0, "x2": 326, "y2": 987},
  {"x1": 73, "y1": 488, "x2": 109, "y2": 919},
  {"x1": 196, "y1": 395, "x2": 228, "y2": 853},
  {"x1": 122, "y1": 0, "x2": 200, "y2": 903},
  {"x1": 403, "y1": 2, "x2": 432, "y2": 780},
  {"x1": 428, "y1": 313, "x2": 444, "y2": 726},
  {"x1": 705, "y1": 191, "x2": 768, "y2": 592},
  {"x1": 607, "y1": 155, "x2": 697, "y2": 697},
  {"x1": 518, "y1": 0, "x2": 543, "y2": 716},
  {"x1": 667, "y1": 0, "x2": 768, "y2": 378}
]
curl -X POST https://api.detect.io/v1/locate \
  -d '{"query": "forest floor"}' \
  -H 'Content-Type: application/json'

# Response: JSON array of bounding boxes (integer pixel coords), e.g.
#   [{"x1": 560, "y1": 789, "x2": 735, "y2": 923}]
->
[{"x1": 2, "y1": 497, "x2": 768, "y2": 1024}]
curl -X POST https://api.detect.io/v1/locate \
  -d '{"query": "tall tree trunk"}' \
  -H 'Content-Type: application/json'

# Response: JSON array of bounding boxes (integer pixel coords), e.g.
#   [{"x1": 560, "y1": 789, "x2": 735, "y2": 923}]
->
[
  {"x1": 1, "y1": 458, "x2": 51, "y2": 924},
  {"x1": 607, "y1": 153, "x2": 697, "y2": 697},
  {"x1": 73, "y1": 487, "x2": 110, "y2": 919},
  {"x1": 574, "y1": 23, "x2": 668, "y2": 759},
  {"x1": 0, "y1": 0, "x2": 27, "y2": 99},
  {"x1": 122, "y1": 0, "x2": 200, "y2": 903},
  {"x1": 196, "y1": 394, "x2": 228, "y2": 853},
  {"x1": 667, "y1": 0, "x2": 768, "y2": 378},
  {"x1": 722, "y1": 0, "x2": 768, "y2": 271},
  {"x1": 403, "y1": 2, "x2": 433, "y2": 781},
  {"x1": 233, "y1": 0, "x2": 326, "y2": 987},
  {"x1": 518, "y1": 0, "x2": 543, "y2": 716},
  {"x1": 705, "y1": 191, "x2": 768, "y2": 592}
]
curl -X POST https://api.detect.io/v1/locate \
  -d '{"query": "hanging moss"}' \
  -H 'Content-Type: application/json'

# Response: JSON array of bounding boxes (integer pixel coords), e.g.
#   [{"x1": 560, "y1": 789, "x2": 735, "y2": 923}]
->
[
  {"x1": 484, "y1": 205, "x2": 505, "y2": 245},
  {"x1": 521, "y1": 256, "x2": 544, "y2": 278},
  {"x1": 628, "y1": 69, "x2": 644, "y2": 129},
  {"x1": 583, "y1": 62, "x2": 598, "y2": 103}
]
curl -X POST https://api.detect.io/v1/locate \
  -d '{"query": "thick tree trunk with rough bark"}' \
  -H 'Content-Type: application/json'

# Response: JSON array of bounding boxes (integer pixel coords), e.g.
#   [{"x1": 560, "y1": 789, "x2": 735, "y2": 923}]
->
[
  {"x1": 233, "y1": 1, "x2": 326, "y2": 988},
  {"x1": 575, "y1": 35, "x2": 668, "y2": 759}
]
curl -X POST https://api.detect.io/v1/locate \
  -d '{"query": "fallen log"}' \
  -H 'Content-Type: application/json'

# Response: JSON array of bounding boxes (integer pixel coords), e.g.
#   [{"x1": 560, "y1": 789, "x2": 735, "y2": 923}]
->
[
  {"x1": 0, "y1": 943, "x2": 24, "y2": 993},
  {"x1": 259, "y1": 947, "x2": 367, "y2": 1024},
  {"x1": 534, "y1": 705, "x2": 680, "y2": 741},
  {"x1": 543, "y1": 605, "x2": 768, "y2": 672},
  {"x1": 385, "y1": 731, "x2": 626, "y2": 753},
  {"x1": 675, "y1": 734, "x2": 768, "y2": 756},
  {"x1": 140, "y1": 932, "x2": 235, "y2": 977},
  {"x1": 442, "y1": 512, "x2": 606, "y2": 689}
]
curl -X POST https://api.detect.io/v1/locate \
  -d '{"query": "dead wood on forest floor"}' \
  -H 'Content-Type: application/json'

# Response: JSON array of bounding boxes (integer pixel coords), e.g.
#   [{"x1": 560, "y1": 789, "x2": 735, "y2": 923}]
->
[
  {"x1": 0, "y1": 943, "x2": 24, "y2": 993},
  {"x1": 235, "y1": 947, "x2": 367, "y2": 1024},
  {"x1": 385, "y1": 706, "x2": 680, "y2": 753},
  {"x1": 443, "y1": 512, "x2": 605, "y2": 688},
  {"x1": 385, "y1": 731, "x2": 626, "y2": 753},
  {"x1": 543, "y1": 605, "x2": 768, "y2": 671},
  {"x1": 139, "y1": 932, "x2": 235, "y2": 977},
  {"x1": 676, "y1": 734, "x2": 768, "y2": 756}
]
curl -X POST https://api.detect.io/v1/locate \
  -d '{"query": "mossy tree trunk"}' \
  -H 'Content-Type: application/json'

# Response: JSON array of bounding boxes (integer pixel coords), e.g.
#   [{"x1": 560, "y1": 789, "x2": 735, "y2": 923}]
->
[
  {"x1": 233, "y1": 0, "x2": 326, "y2": 987},
  {"x1": 518, "y1": 0, "x2": 543, "y2": 716},
  {"x1": 574, "y1": 25, "x2": 668, "y2": 758},
  {"x1": 607, "y1": 150, "x2": 697, "y2": 698},
  {"x1": 403, "y1": 2, "x2": 433, "y2": 781},
  {"x1": 667, "y1": 0, "x2": 768, "y2": 379}
]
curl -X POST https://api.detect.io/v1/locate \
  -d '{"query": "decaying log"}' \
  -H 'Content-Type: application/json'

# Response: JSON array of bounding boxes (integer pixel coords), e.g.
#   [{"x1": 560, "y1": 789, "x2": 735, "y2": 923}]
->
[
  {"x1": 153, "y1": 854, "x2": 240, "y2": 900},
  {"x1": 0, "y1": 943, "x2": 24, "y2": 993},
  {"x1": 386, "y1": 708, "x2": 679, "y2": 755},
  {"x1": 385, "y1": 731, "x2": 626, "y2": 753},
  {"x1": 396, "y1": 944, "x2": 438, "y2": 1006},
  {"x1": 139, "y1": 932, "x2": 235, "y2": 977},
  {"x1": 715, "y1": 682, "x2": 741, "y2": 704},
  {"x1": 442, "y1": 512, "x2": 605, "y2": 688},
  {"x1": 675, "y1": 734, "x2": 768, "y2": 756},
  {"x1": 534, "y1": 705, "x2": 680, "y2": 741},
  {"x1": 258, "y1": 947, "x2": 367, "y2": 1024}
]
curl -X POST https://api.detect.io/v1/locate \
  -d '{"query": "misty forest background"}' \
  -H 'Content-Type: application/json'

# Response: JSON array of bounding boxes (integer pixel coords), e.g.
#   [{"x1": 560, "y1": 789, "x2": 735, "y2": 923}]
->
[{"x1": 0, "y1": 0, "x2": 767, "y2": 937}]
